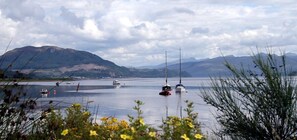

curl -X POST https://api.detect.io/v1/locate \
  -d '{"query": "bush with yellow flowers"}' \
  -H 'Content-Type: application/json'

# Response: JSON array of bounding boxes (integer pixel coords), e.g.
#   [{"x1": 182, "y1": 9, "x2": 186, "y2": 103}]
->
[
  {"x1": 160, "y1": 100, "x2": 205, "y2": 140},
  {"x1": 27, "y1": 100, "x2": 204, "y2": 140}
]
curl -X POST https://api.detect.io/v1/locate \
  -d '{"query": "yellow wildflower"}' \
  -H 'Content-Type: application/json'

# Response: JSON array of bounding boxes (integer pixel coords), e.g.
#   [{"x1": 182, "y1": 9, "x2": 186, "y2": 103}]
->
[
  {"x1": 165, "y1": 120, "x2": 172, "y2": 125},
  {"x1": 114, "y1": 125, "x2": 119, "y2": 130},
  {"x1": 131, "y1": 127, "x2": 136, "y2": 133},
  {"x1": 184, "y1": 117, "x2": 192, "y2": 122},
  {"x1": 112, "y1": 117, "x2": 118, "y2": 123},
  {"x1": 172, "y1": 116, "x2": 180, "y2": 121},
  {"x1": 181, "y1": 134, "x2": 190, "y2": 140},
  {"x1": 120, "y1": 120, "x2": 129, "y2": 128},
  {"x1": 149, "y1": 131, "x2": 156, "y2": 137},
  {"x1": 195, "y1": 134, "x2": 203, "y2": 139},
  {"x1": 187, "y1": 122, "x2": 194, "y2": 128},
  {"x1": 83, "y1": 111, "x2": 90, "y2": 116},
  {"x1": 107, "y1": 124, "x2": 119, "y2": 130},
  {"x1": 72, "y1": 103, "x2": 81, "y2": 108},
  {"x1": 90, "y1": 130, "x2": 98, "y2": 136},
  {"x1": 139, "y1": 118, "x2": 145, "y2": 125},
  {"x1": 174, "y1": 121, "x2": 181, "y2": 126},
  {"x1": 100, "y1": 117, "x2": 108, "y2": 122},
  {"x1": 120, "y1": 134, "x2": 132, "y2": 140},
  {"x1": 61, "y1": 129, "x2": 69, "y2": 136}
]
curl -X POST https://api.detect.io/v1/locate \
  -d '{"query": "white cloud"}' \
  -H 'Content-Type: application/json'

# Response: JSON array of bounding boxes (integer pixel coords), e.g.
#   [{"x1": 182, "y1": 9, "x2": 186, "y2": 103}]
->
[
  {"x1": 0, "y1": 0, "x2": 297, "y2": 66},
  {"x1": 0, "y1": 12, "x2": 18, "y2": 39},
  {"x1": 76, "y1": 19, "x2": 104, "y2": 40}
]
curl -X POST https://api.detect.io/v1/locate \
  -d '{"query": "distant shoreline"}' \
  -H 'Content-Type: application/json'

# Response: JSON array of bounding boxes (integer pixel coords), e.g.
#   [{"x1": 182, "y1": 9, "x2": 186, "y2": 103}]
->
[{"x1": 0, "y1": 78, "x2": 74, "y2": 82}]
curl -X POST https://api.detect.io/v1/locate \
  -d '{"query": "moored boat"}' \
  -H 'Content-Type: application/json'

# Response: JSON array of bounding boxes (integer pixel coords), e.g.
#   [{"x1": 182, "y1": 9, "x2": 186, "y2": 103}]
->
[
  {"x1": 113, "y1": 80, "x2": 121, "y2": 88},
  {"x1": 40, "y1": 89, "x2": 48, "y2": 98},
  {"x1": 159, "y1": 84, "x2": 172, "y2": 96},
  {"x1": 159, "y1": 51, "x2": 172, "y2": 96},
  {"x1": 175, "y1": 48, "x2": 186, "y2": 93}
]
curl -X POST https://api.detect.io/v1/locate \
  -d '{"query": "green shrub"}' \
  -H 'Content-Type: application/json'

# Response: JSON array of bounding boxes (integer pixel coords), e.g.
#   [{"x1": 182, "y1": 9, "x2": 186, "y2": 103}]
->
[
  {"x1": 202, "y1": 52, "x2": 297, "y2": 139},
  {"x1": 26, "y1": 100, "x2": 204, "y2": 140}
]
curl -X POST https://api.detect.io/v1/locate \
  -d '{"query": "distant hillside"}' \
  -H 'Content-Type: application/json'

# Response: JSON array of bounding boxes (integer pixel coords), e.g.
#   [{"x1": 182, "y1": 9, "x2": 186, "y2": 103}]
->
[
  {"x1": 139, "y1": 57, "x2": 198, "y2": 69},
  {"x1": 1, "y1": 46, "x2": 122, "y2": 69},
  {"x1": 167, "y1": 53, "x2": 297, "y2": 77},
  {"x1": 0, "y1": 46, "x2": 186, "y2": 78},
  {"x1": 3, "y1": 46, "x2": 296, "y2": 78},
  {"x1": 0, "y1": 46, "x2": 131, "y2": 78}
]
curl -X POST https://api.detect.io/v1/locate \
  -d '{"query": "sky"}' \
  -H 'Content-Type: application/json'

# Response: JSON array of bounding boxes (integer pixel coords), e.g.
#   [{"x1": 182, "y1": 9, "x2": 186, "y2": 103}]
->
[{"x1": 0, "y1": 0, "x2": 297, "y2": 67}]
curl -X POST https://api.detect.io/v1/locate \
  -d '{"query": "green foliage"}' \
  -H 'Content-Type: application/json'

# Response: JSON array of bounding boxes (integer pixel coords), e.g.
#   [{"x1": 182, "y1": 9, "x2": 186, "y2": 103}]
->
[
  {"x1": 24, "y1": 100, "x2": 204, "y2": 139},
  {"x1": 29, "y1": 108, "x2": 64, "y2": 139},
  {"x1": 160, "y1": 100, "x2": 205, "y2": 140},
  {"x1": 0, "y1": 84, "x2": 38, "y2": 139},
  {"x1": 202, "y1": 52, "x2": 297, "y2": 139}
]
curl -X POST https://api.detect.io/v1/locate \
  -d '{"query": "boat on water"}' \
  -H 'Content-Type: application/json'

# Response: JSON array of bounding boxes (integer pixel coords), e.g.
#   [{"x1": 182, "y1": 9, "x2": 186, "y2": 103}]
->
[
  {"x1": 175, "y1": 48, "x2": 186, "y2": 93},
  {"x1": 159, "y1": 83, "x2": 172, "y2": 96},
  {"x1": 40, "y1": 89, "x2": 48, "y2": 98},
  {"x1": 113, "y1": 80, "x2": 121, "y2": 88},
  {"x1": 159, "y1": 51, "x2": 172, "y2": 96}
]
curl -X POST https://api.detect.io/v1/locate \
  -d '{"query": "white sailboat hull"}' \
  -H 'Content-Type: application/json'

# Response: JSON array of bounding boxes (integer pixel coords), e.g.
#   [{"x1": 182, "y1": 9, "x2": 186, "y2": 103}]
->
[{"x1": 175, "y1": 85, "x2": 186, "y2": 93}]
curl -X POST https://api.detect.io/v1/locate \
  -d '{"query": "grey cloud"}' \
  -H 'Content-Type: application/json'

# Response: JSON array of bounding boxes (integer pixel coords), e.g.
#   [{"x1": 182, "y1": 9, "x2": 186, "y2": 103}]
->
[
  {"x1": 191, "y1": 27, "x2": 209, "y2": 34},
  {"x1": 133, "y1": 23, "x2": 146, "y2": 30},
  {"x1": 60, "y1": 6, "x2": 84, "y2": 28},
  {"x1": 0, "y1": 0, "x2": 45, "y2": 21},
  {"x1": 173, "y1": 7, "x2": 195, "y2": 15},
  {"x1": 153, "y1": 7, "x2": 195, "y2": 19}
]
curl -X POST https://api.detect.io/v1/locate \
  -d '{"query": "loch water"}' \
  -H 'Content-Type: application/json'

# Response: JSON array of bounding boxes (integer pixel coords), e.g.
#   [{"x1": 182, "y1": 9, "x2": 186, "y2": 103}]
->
[{"x1": 20, "y1": 78, "x2": 217, "y2": 132}]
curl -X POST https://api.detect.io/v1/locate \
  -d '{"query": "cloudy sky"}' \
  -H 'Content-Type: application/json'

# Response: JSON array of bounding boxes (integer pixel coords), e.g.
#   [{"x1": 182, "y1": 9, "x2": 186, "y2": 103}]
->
[{"x1": 0, "y1": 0, "x2": 296, "y2": 67}]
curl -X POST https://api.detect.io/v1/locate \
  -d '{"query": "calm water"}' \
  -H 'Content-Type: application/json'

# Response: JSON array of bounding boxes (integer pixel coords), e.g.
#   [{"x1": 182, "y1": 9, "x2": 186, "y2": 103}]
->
[{"x1": 20, "y1": 78, "x2": 216, "y2": 132}]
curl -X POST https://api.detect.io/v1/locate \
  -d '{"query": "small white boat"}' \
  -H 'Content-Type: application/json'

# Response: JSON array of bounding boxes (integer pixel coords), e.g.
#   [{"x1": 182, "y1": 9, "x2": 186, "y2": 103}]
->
[
  {"x1": 113, "y1": 80, "x2": 121, "y2": 88},
  {"x1": 40, "y1": 89, "x2": 48, "y2": 98},
  {"x1": 175, "y1": 83, "x2": 186, "y2": 93}
]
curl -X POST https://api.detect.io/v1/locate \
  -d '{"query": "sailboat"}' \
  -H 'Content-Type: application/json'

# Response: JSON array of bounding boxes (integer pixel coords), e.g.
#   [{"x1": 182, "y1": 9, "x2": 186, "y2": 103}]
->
[
  {"x1": 175, "y1": 48, "x2": 186, "y2": 93},
  {"x1": 159, "y1": 51, "x2": 172, "y2": 96}
]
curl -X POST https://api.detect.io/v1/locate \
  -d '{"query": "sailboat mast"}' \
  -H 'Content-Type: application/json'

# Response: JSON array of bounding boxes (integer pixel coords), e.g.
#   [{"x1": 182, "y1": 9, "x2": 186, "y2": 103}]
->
[
  {"x1": 165, "y1": 51, "x2": 168, "y2": 84},
  {"x1": 179, "y1": 48, "x2": 182, "y2": 84}
]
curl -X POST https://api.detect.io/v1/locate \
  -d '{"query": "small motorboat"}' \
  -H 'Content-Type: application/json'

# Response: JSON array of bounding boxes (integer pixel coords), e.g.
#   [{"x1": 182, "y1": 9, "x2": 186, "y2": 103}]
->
[
  {"x1": 113, "y1": 80, "x2": 121, "y2": 88},
  {"x1": 40, "y1": 89, "x2": 48, "y2": 98}
]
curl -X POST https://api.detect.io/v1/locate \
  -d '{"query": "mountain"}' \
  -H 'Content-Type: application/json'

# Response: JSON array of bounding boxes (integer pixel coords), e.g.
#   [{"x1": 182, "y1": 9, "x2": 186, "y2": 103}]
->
[
  {"x1": 167, "y1": 53, "x2": 297, "y2": 77},
  {"x1": 3, "y1": 46, "x2": 296, "y2": 78},
  {"x1": 0, "y1": 46, "x2": 130, "y2": 78},
  {"x1": 138, "y1": 57, "x2": 199, "y2": 69}
]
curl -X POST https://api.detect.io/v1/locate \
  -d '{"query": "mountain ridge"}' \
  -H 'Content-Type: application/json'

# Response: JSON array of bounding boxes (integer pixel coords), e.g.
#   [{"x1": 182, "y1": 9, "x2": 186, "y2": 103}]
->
[
  {"x1": 0, "y1": 46, "x2": 186, "y2": 78},
  {"x1": 167, "y1": 53, "x2": 297, "y2": 77},
  {"x1": 2, "y1": 46, "x2": 297, "y2": 78},
  {"x1": 0, "y1": 46, "x2": 130, "y2": 78}
]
